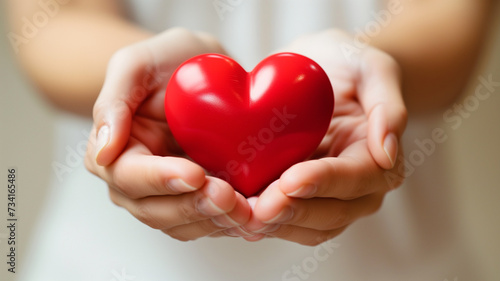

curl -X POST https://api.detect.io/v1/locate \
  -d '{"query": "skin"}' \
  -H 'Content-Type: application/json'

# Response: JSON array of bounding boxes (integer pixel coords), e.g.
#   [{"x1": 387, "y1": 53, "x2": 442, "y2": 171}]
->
[
  {"x1": 243, "y1": 31, "x2": 407, "y2": 243},
  {"x1": 7, "y1": 0, "x2": 497, "y2": 245}
]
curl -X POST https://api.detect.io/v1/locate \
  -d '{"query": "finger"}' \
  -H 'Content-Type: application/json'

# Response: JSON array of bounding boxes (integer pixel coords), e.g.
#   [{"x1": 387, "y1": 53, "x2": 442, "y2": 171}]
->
[
  {"x1": 161, "y1": 219, "x2": 225, "y2": 242},
  {"x1": 357, "y1": 49, "x2": 408, "y2": 169},
  {"x1": 134, "y1": 88, "x2": 169, "y2": 121},
  {"x1": 263, "y1": 224, "x2": 347, "y2": 246},
  {"x1": 279, "y1": 140, "x2": 392, "y2": 200},
  {"x1": 211, "y1": 192, "x2": 252, "y2": 228},
  {"x1": 264, "y1": 195, "x2": 383, "y2": 231},
  {"x1": 252, "y1": 176, "x2": 383, "y2": 229},
  {"x1": 243, "y1": 182, "x2": 289, "y2": 231},
  {"x1": 241, "y1": 233, "x2": 267, "y2": 242},
  {"x1": 240, "y1": 195, "x2": 280, "y2": 236},
  {"x1": 92, "y1": 43, "x2": 155, "y2": 166},
  {"x1": 108, "y1": 177, "x2": 238, "y2": 230},
  {"x1": 163, "y1": 192, "x2": 252, "y2": 241},
  {"x1": 89, "y1": 138, "x2": 206, "y2": 199},
  {"x1": 249, "y1": 184, "x2": 352, "y2": 246},
  {"x1": 93, "y1": 28, "x2": 226, "y2": 166}
]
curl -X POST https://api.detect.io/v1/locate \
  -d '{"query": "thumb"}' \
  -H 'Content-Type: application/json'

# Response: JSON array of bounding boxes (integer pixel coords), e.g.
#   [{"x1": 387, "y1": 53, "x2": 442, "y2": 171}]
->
[
  {"x1": 357, "y1": 49, "x2": 408, "y2": 169},
  {"x1": 93, "y1": 100, "x2": 133, "y2": 166},
  {"x1": 92, "y1": 45, "x2": 153, "y2": 166}
]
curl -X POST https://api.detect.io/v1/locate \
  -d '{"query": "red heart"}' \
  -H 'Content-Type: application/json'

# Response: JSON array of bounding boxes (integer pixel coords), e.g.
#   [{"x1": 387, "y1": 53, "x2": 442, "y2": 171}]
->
[{"x1": 165, "y1": 53, "x2": 334, "y2": 197}]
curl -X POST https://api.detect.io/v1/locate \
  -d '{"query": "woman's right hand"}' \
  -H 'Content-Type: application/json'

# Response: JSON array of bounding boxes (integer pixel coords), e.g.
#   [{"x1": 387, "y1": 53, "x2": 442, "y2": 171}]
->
[{"x1": 85, "y1": 28, "x2": 252, "y2": 241}]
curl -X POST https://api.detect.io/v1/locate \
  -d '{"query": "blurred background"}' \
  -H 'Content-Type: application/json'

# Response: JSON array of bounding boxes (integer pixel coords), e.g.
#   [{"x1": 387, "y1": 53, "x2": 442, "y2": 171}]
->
[
  {"x1": 1, "y1": 1, "x2": 56, "y2": 274},
  {"x1": 1, "y1": 2, "x2": 499, "y2": 281}
]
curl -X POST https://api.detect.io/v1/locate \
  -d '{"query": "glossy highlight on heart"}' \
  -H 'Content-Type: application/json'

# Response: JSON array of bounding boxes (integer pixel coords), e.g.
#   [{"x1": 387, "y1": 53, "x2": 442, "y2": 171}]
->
[{"x1": 165, "y1": 53, "x2": 334, "y2": 197}]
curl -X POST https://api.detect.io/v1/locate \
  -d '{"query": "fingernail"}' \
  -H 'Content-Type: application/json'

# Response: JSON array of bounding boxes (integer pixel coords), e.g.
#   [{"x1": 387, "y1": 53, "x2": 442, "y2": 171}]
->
[
  {"x1": 196, "y1": 197, "x2": 224, "y2": 216},
  {"x1": 95, "y1": 125, "x2": 110, "y2": 160},
  {"x1": 383, "y1": 133, "x2": 398, "y2": 168},
  {"x1": 244, "y1": 234, "x2": 266, "y2": 242},
  {"x1": 222, "y1": 228, "x2": 240, "y2": 237},
  {"x1": 211, "y1": 214, "x2": 239, "y2": 228},
  {"x1": 253, "y1": 224, "x2": 280, "y2": 233},
  {"x1": 286, "y1": 184, "x2": 317, "y2": 198},
  {"x1": 264, "y1": 207, "x2": 293, "y2": 224},
  {"x1": 223, "y1": 227, "x2": 254, "y2": 237},
  {"x1": 167, "y1": 178, "x2": 198, "y2": 193}
]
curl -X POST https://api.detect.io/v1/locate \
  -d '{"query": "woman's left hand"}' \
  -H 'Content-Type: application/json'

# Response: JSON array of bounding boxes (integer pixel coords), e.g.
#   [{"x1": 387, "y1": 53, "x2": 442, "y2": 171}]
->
[{"x1": 241, "y1": 29, "x2": 408, "y2": 245}]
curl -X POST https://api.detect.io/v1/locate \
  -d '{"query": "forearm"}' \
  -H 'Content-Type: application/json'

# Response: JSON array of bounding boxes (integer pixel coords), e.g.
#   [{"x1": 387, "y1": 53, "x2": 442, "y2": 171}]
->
[
  {"x1": 7, "y1": 1, "x2": 153, "y2": 116},
  {"x1": 370, "y1": 0, "x2": 497, "y2": 114}
]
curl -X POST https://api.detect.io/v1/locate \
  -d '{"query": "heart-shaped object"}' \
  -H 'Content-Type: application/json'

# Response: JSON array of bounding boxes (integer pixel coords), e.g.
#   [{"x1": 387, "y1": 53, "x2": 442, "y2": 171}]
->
[{"x1": 165, "y1": 53, "x2": 334, "y2": 197}]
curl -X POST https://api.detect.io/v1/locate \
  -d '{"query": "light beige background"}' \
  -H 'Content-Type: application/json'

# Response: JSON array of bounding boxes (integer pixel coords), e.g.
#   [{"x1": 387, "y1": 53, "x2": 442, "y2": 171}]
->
[
  {"x1": 1, "y1": 2, "x2": 499, "y2": 281},
  {"x1": 1, "y1": 3, "x2": 55, "y2": 280}
]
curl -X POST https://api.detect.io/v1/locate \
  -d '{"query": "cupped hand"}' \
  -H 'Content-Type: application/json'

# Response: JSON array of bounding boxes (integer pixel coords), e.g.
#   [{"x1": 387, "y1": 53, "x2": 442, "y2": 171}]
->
[
  {"x1": 243, "y1": 29, "x2": 408, "y2": 245},
  {"x1": 85, "y1": 28, "x2": 251, "y2": 241}
]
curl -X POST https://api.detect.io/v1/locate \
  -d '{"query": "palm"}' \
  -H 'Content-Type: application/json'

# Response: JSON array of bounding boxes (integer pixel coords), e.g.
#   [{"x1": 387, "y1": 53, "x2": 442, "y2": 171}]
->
[
  {"x1": 129, "y1": 40, "x2": 371, "y2": 178},
  {"x1": 129, "y1": 86, "x2": 185, "y2": 158},
  {"x1": 314, "y1": 68, "x2": 368, "y2": 160}
]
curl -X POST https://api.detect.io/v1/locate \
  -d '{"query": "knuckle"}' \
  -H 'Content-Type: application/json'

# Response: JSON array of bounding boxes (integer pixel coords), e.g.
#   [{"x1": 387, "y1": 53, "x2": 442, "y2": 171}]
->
[
  {"x1": 317, "y1": 159, "x2": 340, "y2": 194},
  {"x1": 364, "y1": 48, "x2": 401, "y2": 76},
  {"x1": 93, "y1": 97, "x2": 132, "y2": 128},
  {"x1": 108, "y1": 46, "x2": 139, "y2": 68},
  {"x1": 350, "y1": 162, "x2": 381, "y2": 197},
  {"x1": 272, "y1": 224, "x2": 294, "y2": 238},
  {"x1": 293, "y1": 207, "x2": 313, "y2": 227},
  {"x1": 196, "y1": 31, "x2": 224, "y2": 52},
  {"x1": 176, "y1": 201, "x2": 199, "y2": 222},
  {"x1": 323, "y1": 28, "x2": 350, "y2": 40},
  {"x1": 168, "y1": 26, "x2": 191, "y2": 37},
  {"x1": 111, "y1": 165, "x2": 140, "y2": 199},
  {"x1": 169, "y1": 27, "x2": 198, "y2": 44},
  {"x1": 348, "y1": 181, "x2": 370, "y2": 199},
  {"x1": 261, "y1": 224, "x2": 281, "y2": 235},
  {"x1": 144, "y1": 157, "x2": 166, "y2": 194},
  {"x1": 93, "y1": 89, "x2": 132, "y2": 125},
  {"x1": 359, "y1": 179, "x2": 375, "y2": 196},
  {"x1": 333, "y1": 205, "x2": 352, "y2": 228},
  {"x1": 163, "y1": 229, "x2": 198, "y2": 242},
  {"x1": 371, "y1": 49, "x2": 399, "y2": 70},
  {"x1": 325, "y1": 204, "x2": 351, "y2": 230},
  {"x1": 112, "y1": 175, "x2": 133, "y2": 198},
  {"x1": 381, "y1": 52, "x2": 400, "y2": 71},
  {"x1": 342, "y1": 173, "x2": 372, "y2": 199},
  {"x1": 91, "y1": 101, "x2": 106, "y2": 124},
  {"x1": 134, "y1": 202, "x2": 163, "y2": 229},
  {"x1": 167, "y1": 27, "x2": 225, "y2": 54},
  {"x1": 144, "y1": 157, "x2": 165, "y2": 194},
  {"x1": 199, "y1": 219, "x2": 221, "y2": 233}
]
